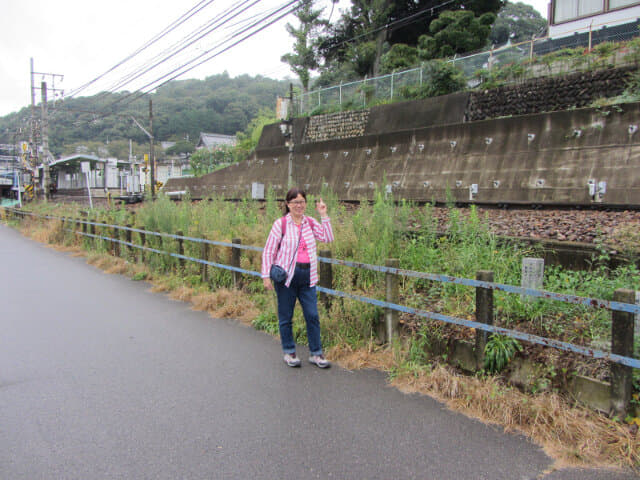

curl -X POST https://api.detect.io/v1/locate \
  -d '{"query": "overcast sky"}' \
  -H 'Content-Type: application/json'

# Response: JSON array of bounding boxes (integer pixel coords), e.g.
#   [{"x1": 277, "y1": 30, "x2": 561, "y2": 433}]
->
[{"x1": 0, "y1": 0, "x2": 550, "y2": 118}]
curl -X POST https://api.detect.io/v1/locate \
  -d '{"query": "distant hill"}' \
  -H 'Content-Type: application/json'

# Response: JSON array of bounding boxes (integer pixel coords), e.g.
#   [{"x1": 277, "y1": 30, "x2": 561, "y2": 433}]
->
[{"x1": 0, "y1": 72, "x2": 291, "y2": 157}]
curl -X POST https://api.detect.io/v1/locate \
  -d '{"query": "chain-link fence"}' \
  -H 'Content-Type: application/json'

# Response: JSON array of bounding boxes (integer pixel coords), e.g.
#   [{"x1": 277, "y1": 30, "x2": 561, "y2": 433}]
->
[{"x1": 293, "y1": 18, "x2": 640, "y2": 116}]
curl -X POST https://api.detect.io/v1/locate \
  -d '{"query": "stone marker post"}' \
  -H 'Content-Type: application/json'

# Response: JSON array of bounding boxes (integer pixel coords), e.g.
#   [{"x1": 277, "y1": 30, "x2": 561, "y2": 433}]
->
[{"x1": 521, "y1": 258, "x2": 544, "y2": 300}]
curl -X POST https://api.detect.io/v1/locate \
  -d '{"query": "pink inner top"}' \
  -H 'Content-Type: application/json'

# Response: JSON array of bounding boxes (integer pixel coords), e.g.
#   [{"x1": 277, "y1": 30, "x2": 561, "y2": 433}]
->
[{"x1": 295, "y1": 224, "x2": 311, "y2": 263}]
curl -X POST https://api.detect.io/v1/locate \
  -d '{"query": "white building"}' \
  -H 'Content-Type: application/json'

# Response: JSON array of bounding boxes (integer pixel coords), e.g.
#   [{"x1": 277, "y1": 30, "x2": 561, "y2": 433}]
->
[{"x1": 549, "y1": 0, "x2": 640, "y2": 38}]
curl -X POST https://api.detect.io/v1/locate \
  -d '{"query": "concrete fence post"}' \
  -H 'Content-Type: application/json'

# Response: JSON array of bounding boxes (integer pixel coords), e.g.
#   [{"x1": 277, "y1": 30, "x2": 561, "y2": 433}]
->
[
  {"x1": 176, "y1": 230, "x2": 185, "y2": 271},
  {"x1": 610, "y1": 289, "x2": 635, "y2": 416},
  {"x1": 384, "y1": 259, "x2": 400, "y2": 344},
  {"x1": 475, "y1": 270, "x2": 494, "y2": 370},
  {"x1": 319, "y1": 250, "x2": 333, "y2": 310},
  {"x1": 231, "y1": 238, "x2": 242, "y2": 288},
  {"x1": 200, "y1": 239, "x2": 209, "y2": 283}
]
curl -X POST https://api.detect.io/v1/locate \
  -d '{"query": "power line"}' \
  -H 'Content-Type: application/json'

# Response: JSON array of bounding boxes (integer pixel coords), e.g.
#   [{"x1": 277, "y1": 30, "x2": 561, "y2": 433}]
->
[
  {"x1": 100, "y1": 0, "x2": 302, "y2": 113},
  {"x1": 99, "y1": 0, "x2": 262, "y2": 98},
  {"x1": 67, "y1": 0, "x2": 218, "y2": 98}
]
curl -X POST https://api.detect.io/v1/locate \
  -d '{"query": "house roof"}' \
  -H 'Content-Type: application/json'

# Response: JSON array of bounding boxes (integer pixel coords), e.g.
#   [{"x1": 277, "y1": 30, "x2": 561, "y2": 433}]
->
[
  {"x1": 196, "y1": 132, "x2": 237, "y2": 149},
  {"x1": 47, "y1": 155, "x2": 136, "y2": 169},
  {"x1": 48, "y1": 154, "x2": 105, "y2": 168}
]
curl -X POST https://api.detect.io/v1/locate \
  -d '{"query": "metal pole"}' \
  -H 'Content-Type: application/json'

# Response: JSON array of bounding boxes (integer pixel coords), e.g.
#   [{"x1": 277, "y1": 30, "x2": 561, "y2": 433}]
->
[
  {"x1": 16, "y1": 169, "x2": 22, "y2": 208},
  {"x1": 85, "y1": 171, "x2": 93, "y2": 209}
]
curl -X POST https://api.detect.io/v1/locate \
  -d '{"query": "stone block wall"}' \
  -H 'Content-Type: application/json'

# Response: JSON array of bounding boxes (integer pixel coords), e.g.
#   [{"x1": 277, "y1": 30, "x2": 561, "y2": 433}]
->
[
  {"x1": 303, "y1": 110, "x2": 370, "y2": 143},
  {"x1": 466, "y1": 66, "x2": 636, "y2": 121}
]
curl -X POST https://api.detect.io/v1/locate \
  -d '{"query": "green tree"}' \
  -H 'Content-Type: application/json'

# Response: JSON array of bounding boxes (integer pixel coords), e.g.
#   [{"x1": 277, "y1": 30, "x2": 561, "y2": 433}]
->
[
  {"x1": 380, "y1": 43, "x2": 419, "y2": 73},
  {"x1": 189, "y1": 146, "x2": 236, "y2": 176},
  {"x1": 488, "y1": 1, "x2": 547, "y2": 46},
  {"x1": 418, "y1": 10, "x2": 497, "y2": 60},
  {"x1": 166, "y1": 140, "x2": 195, "y2": 156},
  {"x1": 235, "y1": 108, "x2": 277, "y2": 157},
  {"x1": 281, "y1": 0, "x2": 328, "y2": 92}
]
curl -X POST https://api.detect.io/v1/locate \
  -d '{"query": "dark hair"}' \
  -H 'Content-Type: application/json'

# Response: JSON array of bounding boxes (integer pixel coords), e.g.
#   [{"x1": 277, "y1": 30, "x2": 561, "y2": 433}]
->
[{"x1": 284, "y1": 187, "x2": 307, "y2": 214}]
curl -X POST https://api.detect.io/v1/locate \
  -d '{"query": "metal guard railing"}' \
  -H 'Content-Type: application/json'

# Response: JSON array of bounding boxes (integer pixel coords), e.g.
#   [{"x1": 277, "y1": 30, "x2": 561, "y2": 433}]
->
[{"x1": 3, "y1": 208, "x2": 639, "y2": 369}]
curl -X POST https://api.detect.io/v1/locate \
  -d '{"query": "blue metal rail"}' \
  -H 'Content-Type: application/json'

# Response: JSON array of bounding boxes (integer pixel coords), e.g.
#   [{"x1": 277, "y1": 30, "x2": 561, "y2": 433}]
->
[{"x1": 3, "y1": 207, "x2": 638, "y2": 369}]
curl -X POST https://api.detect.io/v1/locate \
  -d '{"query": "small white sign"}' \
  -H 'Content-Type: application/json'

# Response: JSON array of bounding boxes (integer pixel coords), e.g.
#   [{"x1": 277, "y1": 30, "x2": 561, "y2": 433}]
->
[{"x1": 81, "y1": 161, "x2": 90, "y2": 173}]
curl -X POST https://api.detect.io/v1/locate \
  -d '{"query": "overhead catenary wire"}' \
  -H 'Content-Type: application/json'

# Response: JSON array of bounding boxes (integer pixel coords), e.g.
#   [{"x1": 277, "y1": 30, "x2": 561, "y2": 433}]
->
[
  {"x1": 97, "y1": 0, "x2": 262, "y2": 98},
  {"x1": 66, "y1": 0, "x2": 218, "y2": 98},
  {"x1": 99, "y1": 0, "x2": 302, "y2": 113}
]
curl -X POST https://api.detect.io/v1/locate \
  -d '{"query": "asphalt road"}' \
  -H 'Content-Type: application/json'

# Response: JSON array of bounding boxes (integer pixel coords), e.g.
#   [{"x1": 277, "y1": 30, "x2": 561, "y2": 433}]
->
[{"x1": 1, "y1": 223, "x2": 637, "y2": 480}]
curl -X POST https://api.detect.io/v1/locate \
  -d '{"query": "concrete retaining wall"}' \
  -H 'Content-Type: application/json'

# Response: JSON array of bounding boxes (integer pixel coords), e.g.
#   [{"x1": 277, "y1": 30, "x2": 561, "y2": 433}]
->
[{"x1": 166, "y1": 98, "x2": 640, "y2": 207}]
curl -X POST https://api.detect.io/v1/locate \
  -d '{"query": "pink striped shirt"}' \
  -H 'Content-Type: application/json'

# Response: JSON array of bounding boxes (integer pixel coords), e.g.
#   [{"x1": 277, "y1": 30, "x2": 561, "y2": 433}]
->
[{"x1": 262, "y1": 213, "x2": 334, "y2": 287}]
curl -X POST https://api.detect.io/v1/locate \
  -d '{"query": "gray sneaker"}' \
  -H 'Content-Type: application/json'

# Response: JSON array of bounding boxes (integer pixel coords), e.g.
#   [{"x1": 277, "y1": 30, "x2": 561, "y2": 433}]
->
[
  {"x1": 309, "y1": 354, "x2": 331, "y2": 369},
  {"x1": 283, "y1": 353, "x2": 301, "y2": 367}
]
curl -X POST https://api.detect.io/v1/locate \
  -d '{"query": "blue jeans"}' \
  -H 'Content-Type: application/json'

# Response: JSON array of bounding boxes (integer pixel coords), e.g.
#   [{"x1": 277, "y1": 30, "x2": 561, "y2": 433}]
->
[{"x1": 274, "y1": 265, "x2": 323, "y2": 356}]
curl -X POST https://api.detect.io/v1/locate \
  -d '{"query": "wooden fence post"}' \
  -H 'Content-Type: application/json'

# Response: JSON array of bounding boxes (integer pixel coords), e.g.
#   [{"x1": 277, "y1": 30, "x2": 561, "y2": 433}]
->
[
  {"x1": 319, "y1": 249, "x2": 333, "y2": 310},
  {"x1": 90, "y1": 219, "x2": 96, "y2": 248},
  {"x1": 112, "y1": 224, "x2": 120, "y2": 257},
  {"x1": 81, "y1": 213, "x2": 87, "y2": 237},
  {"x1": 384, "y1": 259, "x2": 400, "y2": 344},
  {"x1": 231, "y1": 238, "x2": 242, "y2": 288},
  {"x1": 176, "y1": 230, "x2": 184, "y2": 271},
  {"x1": 475, "y1": 270, "x2": 494, "y2": 370},
  {"x1": 611, "y1": 289, "x2": 635, "y2": 416},
  {"x1": 125, "y1": 224, "x2": 132, "y2": 258},
  {"x1": 139, "y1": 225, "x2": 146, "y2": 263},
  {"x1": 200, "y1": 239, "x2": 209, "y2": 283}
]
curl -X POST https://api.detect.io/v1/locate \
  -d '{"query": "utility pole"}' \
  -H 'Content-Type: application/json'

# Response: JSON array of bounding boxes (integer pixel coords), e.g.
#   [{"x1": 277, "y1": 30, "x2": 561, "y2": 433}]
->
[
  {"x1": 287, "y1": 83, "x2": 294, "y2": 188},
  {"x1": 30, "y1": 60, "x2": 63, "y2": 201},
  {"x1": 29, "y1": 58, "x2": 37, "y2": 171},
  {"x1": 149, "y1": 99, "x2": 155, "y2": 198},
  {"x1": 41, "y1": 81, "x2": 50, "y2": 202}
]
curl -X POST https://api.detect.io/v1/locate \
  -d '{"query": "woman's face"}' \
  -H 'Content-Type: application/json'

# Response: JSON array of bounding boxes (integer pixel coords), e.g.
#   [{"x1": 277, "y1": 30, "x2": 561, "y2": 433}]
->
[{"x1": 288, "y1": 194, "x2": 307, "y2": 214}]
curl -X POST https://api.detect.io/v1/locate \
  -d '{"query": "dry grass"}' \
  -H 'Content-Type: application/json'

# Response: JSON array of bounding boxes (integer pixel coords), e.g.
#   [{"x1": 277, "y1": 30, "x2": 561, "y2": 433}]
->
[
  {"x1": 328, "y1": 342, "x2": 396, "y2": 371},
  {"x1": 382, "y1": 357, "x2": 638, "y2": 471},
  {"x1": 18, "y1": 217, "x2": 62, "y2": 244},
  {"x1": 169, "y1": 286, "x2": 196, "y2": 303},
  {"x1": 327, "y1": 341, "x2": 638, "y2": 472},
  {"x1": 191, "y1": 289, "x2": 259, "y2": 325}
]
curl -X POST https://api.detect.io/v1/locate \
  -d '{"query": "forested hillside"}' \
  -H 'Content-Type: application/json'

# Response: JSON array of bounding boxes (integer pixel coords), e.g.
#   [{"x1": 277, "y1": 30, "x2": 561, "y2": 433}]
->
[{"x1": 0, "y1": 73, "x2": 290, "y2": 157}]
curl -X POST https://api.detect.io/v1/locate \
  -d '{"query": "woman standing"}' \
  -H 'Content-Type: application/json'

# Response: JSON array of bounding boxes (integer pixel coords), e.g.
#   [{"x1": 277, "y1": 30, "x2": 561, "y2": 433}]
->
[{"x1": 262, "y1": 188, "x2": 334, "y2": 368}]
